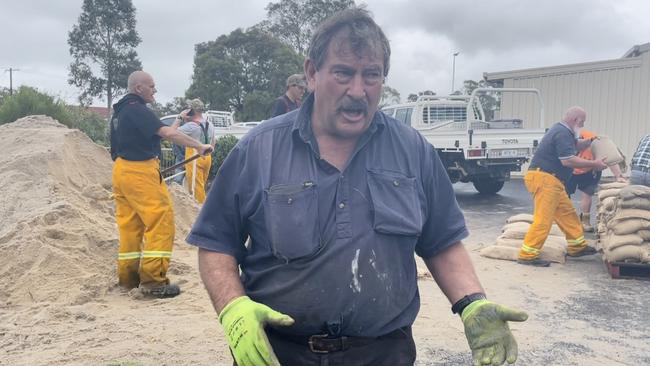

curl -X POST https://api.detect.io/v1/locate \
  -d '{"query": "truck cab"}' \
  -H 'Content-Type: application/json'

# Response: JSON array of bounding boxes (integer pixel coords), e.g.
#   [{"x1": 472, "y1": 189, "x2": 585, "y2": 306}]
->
[{"x1": 382, "y1": 88, "x2": 546, "y2": 194}]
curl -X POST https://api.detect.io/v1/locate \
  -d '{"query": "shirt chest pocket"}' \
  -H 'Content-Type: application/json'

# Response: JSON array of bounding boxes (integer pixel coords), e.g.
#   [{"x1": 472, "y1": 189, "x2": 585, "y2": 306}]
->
[
  {"x1": 264, "y1": 182, "x2": 321, "y2": 261},
  {"x1": 367, "y1": 170, "x2": 423, "y2": 236}
]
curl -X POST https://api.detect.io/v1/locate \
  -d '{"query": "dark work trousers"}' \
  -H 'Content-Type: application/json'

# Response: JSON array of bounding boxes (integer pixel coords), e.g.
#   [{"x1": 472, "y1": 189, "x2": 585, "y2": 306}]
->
[{"x1": 234, "y1": 326, "x2": 416, "y2": 366}]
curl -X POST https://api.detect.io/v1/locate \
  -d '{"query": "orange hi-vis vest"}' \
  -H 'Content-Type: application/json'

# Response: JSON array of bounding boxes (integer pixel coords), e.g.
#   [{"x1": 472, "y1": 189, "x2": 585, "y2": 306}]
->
[{"x1": 573, "y1": 130, "x2": 596, "y2": 175}]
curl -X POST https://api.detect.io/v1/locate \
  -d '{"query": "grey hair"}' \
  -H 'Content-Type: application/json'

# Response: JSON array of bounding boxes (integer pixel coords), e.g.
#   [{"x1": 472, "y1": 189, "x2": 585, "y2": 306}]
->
[
  {"x1": 127, "y1": 70, "x2": 147, "y2": 93},
  {"x1": 308, "y1": 7, "x2": 391, "y2": 76}
]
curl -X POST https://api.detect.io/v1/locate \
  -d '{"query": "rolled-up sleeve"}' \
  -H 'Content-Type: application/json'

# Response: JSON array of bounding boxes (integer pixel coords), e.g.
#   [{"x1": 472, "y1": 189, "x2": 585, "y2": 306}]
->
[{"x1": 415, "y1": 142, "x2": 469, "y2": 259}]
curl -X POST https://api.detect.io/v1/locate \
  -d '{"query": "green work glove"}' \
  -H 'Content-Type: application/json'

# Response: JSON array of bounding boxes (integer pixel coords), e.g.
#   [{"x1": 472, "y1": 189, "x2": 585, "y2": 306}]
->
[
  {"x1": 461, "y1": 300, "x2": 528, "y2": 366},
  {"x1": 219, "y1": 296, "x2": 294, "y2": 366}
]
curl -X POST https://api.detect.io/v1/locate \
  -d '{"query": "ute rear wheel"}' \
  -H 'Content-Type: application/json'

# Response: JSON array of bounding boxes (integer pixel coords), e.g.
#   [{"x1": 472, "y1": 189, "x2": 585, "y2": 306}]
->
[{"x1": 472, "y1": 178, "x2": 505, "y2": 195}]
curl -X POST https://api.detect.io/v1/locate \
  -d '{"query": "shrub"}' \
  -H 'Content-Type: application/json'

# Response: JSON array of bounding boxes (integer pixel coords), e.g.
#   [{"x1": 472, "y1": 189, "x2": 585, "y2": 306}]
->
[
  {"x1": 209, "y1": 135, "x2": 239, "y2": 182},
  {"x1": 66, "y1": 106, "x2": 109, "y2": 146},
  {"x1": 0, "y1": 86, "x2": 69, "y2": 125}
]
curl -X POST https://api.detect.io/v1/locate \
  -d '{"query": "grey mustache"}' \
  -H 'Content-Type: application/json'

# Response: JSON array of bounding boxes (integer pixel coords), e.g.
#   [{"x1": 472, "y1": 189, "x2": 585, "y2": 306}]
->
[{"x1": 339, "y1": 99, "x2": 368, "y2": 113}]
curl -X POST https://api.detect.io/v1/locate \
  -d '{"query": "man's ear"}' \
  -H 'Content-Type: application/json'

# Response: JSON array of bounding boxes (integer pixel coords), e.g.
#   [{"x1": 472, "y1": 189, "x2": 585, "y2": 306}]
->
[{"x1": 304, "y1": 59, "x2": 316, "y2": 90}]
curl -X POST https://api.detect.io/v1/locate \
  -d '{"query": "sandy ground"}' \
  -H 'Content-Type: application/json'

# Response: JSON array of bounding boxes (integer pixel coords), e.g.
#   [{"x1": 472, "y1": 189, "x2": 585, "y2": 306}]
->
[{"x1": 1, "y1": 117, "x2": 649, "y2": 365}]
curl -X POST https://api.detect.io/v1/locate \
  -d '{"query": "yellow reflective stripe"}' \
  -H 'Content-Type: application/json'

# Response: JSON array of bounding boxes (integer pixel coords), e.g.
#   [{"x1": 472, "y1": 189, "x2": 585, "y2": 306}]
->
[
  {"x1": 118, "y1": 252, "x2": 141, "y2": 260},
  {"x1": 521, "y1": 244, "x2": 540, "y2": 255},
  {"x1": 567, "y1": 236, "x2": 586, "y2": 246},
  {"x1": 142, "y1": 251, "x2": 172, "y2": 258}
]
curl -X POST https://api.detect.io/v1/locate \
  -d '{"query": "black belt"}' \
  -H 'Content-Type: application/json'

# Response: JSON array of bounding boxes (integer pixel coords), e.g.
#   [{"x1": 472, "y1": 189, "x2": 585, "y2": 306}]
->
[
  {"x1": 632, "y1": 165, "x2": 650, "y2": 173},
  {"x1": 266, "y1": 326, "x2": 410, "y2": 354}
]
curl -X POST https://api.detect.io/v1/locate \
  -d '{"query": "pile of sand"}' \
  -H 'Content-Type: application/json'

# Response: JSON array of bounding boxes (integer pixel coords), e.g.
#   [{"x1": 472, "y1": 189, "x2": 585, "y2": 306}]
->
[{"x1": 0, "y1": 116, "x2": 199, "y2": 307}]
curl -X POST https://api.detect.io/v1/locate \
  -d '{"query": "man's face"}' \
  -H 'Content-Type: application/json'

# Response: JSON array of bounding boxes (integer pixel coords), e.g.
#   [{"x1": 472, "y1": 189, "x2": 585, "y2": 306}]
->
[
  {"x1": 306, "y1": 37, "x2": 384, "y2": 140},
  {"x1": 136, "y1": 75, "x2": 157, "y2": 103},
  {"x1": 289, "y1": 84, "x2": 306, "y2": 101}
]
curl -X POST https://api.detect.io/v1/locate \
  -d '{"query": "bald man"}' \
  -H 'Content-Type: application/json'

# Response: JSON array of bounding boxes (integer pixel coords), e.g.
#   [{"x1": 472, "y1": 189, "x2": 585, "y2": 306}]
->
[
  {"x1": 518, "y1": 106, "x2": 608, "y2": 267},
  {"x1": 110, "y1": 71, "x2": 213, "y2": 297}
]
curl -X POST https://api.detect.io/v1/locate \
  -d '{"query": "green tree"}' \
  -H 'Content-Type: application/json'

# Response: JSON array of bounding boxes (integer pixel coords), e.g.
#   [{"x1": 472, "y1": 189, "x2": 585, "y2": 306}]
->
[
  {"x1": 150, "y1": 97, "x2": 187, "y2": 117},
  {"x1": 259, "y1": 0, "x2": 356, "y2": 56},
  {"x1": 379, "y1": 85, "x2": 400, "y2": 108},
  {"x1": 188, "y1": 28, "x2": 303, "y2": 122},
  {"x1": 68, "y1": 0, "x2": 142, "y2": 111},
  {"x1": 407, "y1": 93, "x2": 418, "y2": 102}
]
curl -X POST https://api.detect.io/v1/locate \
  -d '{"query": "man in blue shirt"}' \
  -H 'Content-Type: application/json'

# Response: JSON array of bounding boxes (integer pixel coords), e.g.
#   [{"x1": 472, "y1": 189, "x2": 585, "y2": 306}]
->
[
  {"x1": 188, "y1": 8, "x2": 527, "y2": 366},
  {"x1": 630, "y1": 134, "x2": 650, "y2": 186},
  {"x1": 518, "y1": 106, "x2": 608, "y2": 267}
]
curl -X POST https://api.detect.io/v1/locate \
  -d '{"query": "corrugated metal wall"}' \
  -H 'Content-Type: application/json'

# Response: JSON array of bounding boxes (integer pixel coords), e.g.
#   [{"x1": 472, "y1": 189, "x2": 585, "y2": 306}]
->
[{"x1": 490, "y1": 53, "x2": 650, "y2": 173}]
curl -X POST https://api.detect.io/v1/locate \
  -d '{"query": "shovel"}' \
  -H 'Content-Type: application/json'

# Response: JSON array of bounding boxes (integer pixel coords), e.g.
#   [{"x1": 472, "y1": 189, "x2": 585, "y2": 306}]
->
[{"x1": 161, "y1": 153, "x2": 201, "y2": 175}]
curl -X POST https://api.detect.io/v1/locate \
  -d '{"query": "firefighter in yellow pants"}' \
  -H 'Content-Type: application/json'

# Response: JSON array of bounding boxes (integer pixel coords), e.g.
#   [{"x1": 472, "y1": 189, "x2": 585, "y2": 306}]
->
[
  {"x1": 113, "y1": 158, "x2": 174, "y2": 287},
  {"x1": 518, "y1": 106, "x2": 607, "y2": 267},
  {"x1": 173, "y1": 98, "x2": 215, "y2": 204},
  {"x1": 110, "y1": 71, "x2": 213, "y2": 297},
  {"x1": 185, "y1": 147, "x2": 212, "y2": 203},
  {"x1": 519, "y1": 170, "x2": 587, "y2": 259}
]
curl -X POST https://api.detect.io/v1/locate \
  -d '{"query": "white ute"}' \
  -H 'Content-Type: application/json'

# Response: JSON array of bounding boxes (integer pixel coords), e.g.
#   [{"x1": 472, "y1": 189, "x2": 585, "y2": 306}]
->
[{"x1": 382, "y1": 88, "x2": 547, "y2": 194}]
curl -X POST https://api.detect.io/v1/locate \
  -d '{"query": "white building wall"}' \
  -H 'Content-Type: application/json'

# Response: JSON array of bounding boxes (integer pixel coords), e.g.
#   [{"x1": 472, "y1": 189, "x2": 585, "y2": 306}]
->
[{"x1": 488, "y1": 54, "x2": 650, "y2": 171}]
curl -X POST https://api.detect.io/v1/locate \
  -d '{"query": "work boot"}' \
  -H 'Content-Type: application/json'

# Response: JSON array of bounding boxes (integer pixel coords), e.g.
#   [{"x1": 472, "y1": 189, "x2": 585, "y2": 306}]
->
[
  {"x1": 140, "y1": 283, "x2": 181, "y2": 298},
  {"x1": 580, "y1": 213, "x2": 594, "y2": 233},
  {"x1": 567, "y1": 246, "x2": 598, "y2": 258},
  {"x1": 517, "y1": 258, "x2": 551, "y2": 267}
]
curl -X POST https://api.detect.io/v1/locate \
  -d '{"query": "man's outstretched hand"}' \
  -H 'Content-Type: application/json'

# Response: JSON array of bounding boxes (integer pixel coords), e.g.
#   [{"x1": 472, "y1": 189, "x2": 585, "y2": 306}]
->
[{"x1": 461, "y1": 300, "x2": 528, "y2": 366}]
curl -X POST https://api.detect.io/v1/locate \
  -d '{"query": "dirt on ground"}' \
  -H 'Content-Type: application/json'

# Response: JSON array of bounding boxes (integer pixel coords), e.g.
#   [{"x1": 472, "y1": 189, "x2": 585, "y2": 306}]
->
[{"x1": 0, "y1": 117, "x2": 648, "y2": 365}]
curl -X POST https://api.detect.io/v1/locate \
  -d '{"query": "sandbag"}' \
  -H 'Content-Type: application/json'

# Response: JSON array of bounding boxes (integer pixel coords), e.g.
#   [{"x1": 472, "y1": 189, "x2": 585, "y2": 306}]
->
[
  {"x1": 638, "y1": 230, "x2": 650, "y2": 241},
  {"x1": 605, "y1": 233, "x2": 644, "y2": 250},
  {"x1": 599, "y1": 181, "x2": 628, "y2": 190},
  {"x1": 495, "y1": 236, "x2": 566, "y2": 250},
  {"x1": 505, "y1": 213, "x2": 534, "y2": 224},
  {"x1": 603, "y1": 244, "x2": 650, "y2": 263},
  {"x1": 500, "y1": 230, "x2": 526, "y2": 240},
  {"x1": 480, "y1": 245, "x2": 566, "y2": 263},
  {"x1": 591, "y1": 136, "x2": 625, "y2": 165},
  {"x1": 609, "y1": 219, "x2": 650, "y2": 235},
  {"x1": 618, "y1": 198, "x2": 650, "y2": 211},
  {"x1": 598, "y1": 188, "x2": 621, "y2": 201},
  {"x1": 600, "y1": 196, "x2": 618, "y2": 212},
  {"x1": 619, "y1": 185, "x2": 650, "y2": 200},
  {"x1": 611, "y1": 209, "x2": 650, "y2": 221},
  {"x1": 502, "y1": 222, "x2": 563, "y2": 237}
]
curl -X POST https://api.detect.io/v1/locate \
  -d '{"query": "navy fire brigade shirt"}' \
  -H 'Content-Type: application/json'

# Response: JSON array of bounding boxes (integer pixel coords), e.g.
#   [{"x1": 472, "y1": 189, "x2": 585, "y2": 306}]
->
[
  {"x1": 528, "y1": 122, "x2": 577, "y2": 184},
  {"x1": 187, "y1": 93, "x2": 468, "y2": 337},
  {"x1": 110, "y1": 93, "x2": 164, "y2": 161}
]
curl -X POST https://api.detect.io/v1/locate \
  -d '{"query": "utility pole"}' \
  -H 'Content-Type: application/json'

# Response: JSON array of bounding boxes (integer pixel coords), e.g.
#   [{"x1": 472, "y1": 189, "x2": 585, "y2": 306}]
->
[
  {"x1": 451, "y1": 52, "x2": 459, "y2": 94},
  {"x1": 4, "y1": 67, "x2": 20, "y2": 95}
]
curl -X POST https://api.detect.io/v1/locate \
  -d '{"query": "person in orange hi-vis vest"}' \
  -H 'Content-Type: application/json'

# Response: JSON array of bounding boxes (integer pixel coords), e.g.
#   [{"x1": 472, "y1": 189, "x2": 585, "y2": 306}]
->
[{"x1": 565, "y1": 130, "x2": 627, "y2": 232}]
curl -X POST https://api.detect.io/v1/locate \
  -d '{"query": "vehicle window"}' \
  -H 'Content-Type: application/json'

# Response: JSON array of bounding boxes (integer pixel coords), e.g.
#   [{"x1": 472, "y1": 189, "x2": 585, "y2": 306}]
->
[
  {"x1": 160, "y1": 116, "x2": 176, "y2": 126},
  {"x1": 423, "y1": 106, "x2": 466, "y2": 124},
  {"x1": 382, "y1": 108, "x2": 394, "y2": 117},
  {"x1": 395, "y1": 108, "x2": 413, "y2": 125}
]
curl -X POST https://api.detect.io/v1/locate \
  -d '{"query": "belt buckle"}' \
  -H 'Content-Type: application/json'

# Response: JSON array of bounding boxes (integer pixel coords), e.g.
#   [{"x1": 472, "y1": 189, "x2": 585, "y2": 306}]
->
[{"x1": 308, "y1": 334, "x2": 331, "y2": 354}]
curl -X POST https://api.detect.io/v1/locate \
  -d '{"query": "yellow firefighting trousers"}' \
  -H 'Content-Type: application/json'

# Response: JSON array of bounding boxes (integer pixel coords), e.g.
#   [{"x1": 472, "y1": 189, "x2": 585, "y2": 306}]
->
[
  {"x1": 519, "y1": 170, "x2": 587, "y2": 260},
  {"x1": 185, "y1": 148, "x2": 212, "y2": 204},
  {"x1": 112, "y1": 158, "x2": 175, "y2": 288}
]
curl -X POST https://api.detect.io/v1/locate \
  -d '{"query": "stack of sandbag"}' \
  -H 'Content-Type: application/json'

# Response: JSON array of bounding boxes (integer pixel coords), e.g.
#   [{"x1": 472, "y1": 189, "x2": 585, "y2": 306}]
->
[
  {"x1": 480, "y1": 213, "x2": 568, "y2": 263},
  {"x1": 601, "y1": 185, "x2": 650, "y2": 263},
  {"x1": 595, "y1": 181, "x2": 628, "y2": 249}
]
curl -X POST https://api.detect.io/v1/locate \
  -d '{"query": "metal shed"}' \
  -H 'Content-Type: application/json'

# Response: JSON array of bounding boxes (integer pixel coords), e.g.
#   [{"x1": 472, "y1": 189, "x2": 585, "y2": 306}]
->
[{"x1": 484, "y1": 43, "x2": 650, "y2": 171}]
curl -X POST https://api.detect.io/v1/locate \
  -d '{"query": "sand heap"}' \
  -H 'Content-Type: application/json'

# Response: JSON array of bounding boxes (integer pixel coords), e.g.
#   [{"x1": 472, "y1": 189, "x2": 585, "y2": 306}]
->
[{"x1": 0, "y1": 116, "x2": 199, "y2": 307}]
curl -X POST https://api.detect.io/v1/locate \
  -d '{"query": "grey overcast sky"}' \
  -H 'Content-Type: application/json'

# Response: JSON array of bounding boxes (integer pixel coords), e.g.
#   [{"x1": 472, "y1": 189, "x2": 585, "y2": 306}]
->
[{"x1": 1, "y1": 0, "x2": 649, "y2": 108}]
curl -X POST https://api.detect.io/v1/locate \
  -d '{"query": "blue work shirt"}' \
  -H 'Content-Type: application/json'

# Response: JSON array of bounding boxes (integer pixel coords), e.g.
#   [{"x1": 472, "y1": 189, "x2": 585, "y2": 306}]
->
[
  {"x1": 187, "y1": 94, "x2": 468, "y2": 337},
  {"x1": 529, "y1": 122, "x2": 577, "y2": 183}
]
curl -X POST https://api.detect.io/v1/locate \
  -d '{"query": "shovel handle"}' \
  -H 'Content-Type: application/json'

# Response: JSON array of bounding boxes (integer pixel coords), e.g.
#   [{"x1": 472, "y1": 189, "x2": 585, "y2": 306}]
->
[{"x1": 161, "y1": 153, "x2": 201, "y2": 175}]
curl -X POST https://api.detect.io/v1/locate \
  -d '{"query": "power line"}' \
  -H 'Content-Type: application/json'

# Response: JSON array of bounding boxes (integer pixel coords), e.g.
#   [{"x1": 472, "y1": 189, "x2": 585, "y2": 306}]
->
[{"x1": 3, "y1": 67, "x2": 21, "y2": 95}]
